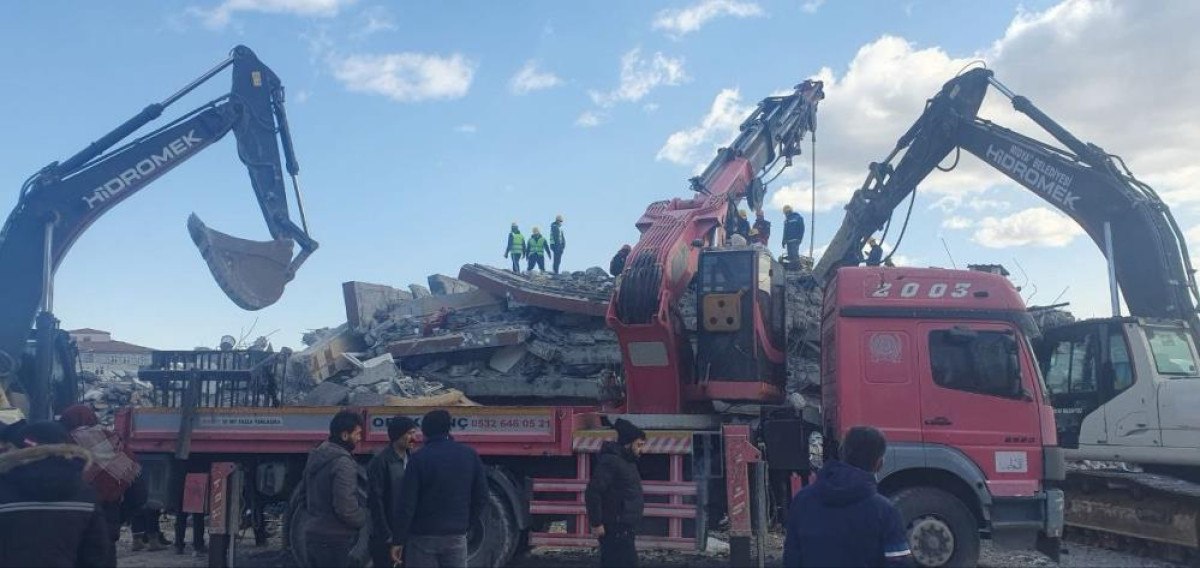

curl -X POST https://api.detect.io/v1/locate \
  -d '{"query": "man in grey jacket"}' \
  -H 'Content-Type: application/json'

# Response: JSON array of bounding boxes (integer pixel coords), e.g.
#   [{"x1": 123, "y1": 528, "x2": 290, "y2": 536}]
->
[
  {"x1": 367, "y1": 416, "x2": 418, "y2": 568},
  {"x1": 303, "y1": 410, "x2": 368, "y2": 567}
]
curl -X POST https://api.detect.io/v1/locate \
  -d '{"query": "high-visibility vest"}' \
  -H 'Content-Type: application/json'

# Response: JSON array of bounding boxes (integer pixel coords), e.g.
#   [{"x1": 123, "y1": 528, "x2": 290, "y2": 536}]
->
[
  {"x1": 527, "y1": 235, "x2": 548, "y2": 255},
  {"x1": 509, "y1": 232, "x2": 525, "y2": 254}
]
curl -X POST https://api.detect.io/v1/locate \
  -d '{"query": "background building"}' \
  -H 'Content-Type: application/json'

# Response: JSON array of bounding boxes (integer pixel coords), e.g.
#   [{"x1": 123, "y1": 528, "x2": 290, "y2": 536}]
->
[{"x1": 68, "y1": 328, "x2": 154, "y2": 378}]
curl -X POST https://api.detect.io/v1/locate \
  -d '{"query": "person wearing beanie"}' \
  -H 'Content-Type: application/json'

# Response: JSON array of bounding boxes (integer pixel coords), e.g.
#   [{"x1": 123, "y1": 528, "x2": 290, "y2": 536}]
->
[
  {"x1": 585, "y1": 418, "x2": 648, "y2": 567},
  {"x1": 0, "y1": 420, "x2": 113, "y2": 567},
  {"x1": 549, "y1": 214, "x2": 566, "y2": 274},
  {"x1": 504, "y1": 222, "x2": 525, "y2": 274},
  {"x1": 390, "y1": 410, "x2": 487, "y2": 567},
  {"x1": 367, "y1": 416, "x2": 419, "y2": 568},
  {"x1": 302, "y1": 410, "x2": 369, "y2": 567}
]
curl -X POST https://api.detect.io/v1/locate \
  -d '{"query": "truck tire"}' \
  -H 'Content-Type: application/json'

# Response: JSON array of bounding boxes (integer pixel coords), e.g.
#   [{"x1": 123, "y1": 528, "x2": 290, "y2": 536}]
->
[
  {"x1": 892, "y1": 487, "x2": 980, "y2": 568},
  {"x1": 284, "y1": 481, "x2": 310, "y2": 567},
  {"x1": 467, "y1": 483, "x2": 519, "y2": 567}
]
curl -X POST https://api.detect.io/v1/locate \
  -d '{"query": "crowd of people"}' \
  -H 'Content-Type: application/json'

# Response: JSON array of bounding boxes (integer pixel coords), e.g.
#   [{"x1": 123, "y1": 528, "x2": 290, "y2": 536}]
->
[{"x1": 1, "y1": 398, "x2": 910, "y2": 568}]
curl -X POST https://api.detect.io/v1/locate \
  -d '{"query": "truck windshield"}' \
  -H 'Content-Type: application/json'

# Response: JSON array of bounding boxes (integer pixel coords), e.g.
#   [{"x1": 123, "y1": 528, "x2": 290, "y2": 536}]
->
[{"x1": 1145, "y1": 327, "x2": 1199, "y2": 377}]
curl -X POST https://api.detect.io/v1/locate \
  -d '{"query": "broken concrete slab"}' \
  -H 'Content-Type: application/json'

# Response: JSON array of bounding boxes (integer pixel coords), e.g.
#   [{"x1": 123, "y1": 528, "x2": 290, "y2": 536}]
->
[
  {"x1": 527, "y1": 340, "x2": 561, "y2": 362},
  {"x1": 489, "y1": 344, "x2": 528, "y2": 373},
  {"x1": 345, "y1": 353, "x2": 401, "y2": 387},
  {"x1": 458, "y1": 264, "x2": 610, "y2": 317},
  {"x1": 343, "y1": 281, "x2": 415, "y2": 327},
  {"x1": 288, "y1": 324, "x2": 367, "y2": 386},
  {"x1": 348, "y1": 391, "x2": 387, "y2": 406},
  {"x1": 301, "y1": 381, "x2": 350, "y2": 406},
  {"x1": 382, "y1": 325, "x2": 531, "y2": 358},
  {"x1": 560, "y1": 344, "x2": 622, "y2": 366},
  {"x1": 428, "y1": 274, "x2": 477, "y2": 296},
  {"x1": 409, "y1": 284, "x2": 432, "y2": 298}
]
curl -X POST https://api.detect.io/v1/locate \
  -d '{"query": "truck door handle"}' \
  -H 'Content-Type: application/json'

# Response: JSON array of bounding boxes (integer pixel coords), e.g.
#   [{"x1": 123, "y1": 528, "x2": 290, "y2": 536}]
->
[{"x1": 924, "y1": 416, "x2": 952, "y2": 426}]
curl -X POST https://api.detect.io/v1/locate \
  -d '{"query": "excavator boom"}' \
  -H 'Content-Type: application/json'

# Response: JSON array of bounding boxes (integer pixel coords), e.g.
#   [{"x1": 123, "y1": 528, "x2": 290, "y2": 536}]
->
[{"x1": 0, "y1": 45, "x2": 317, "y2": 418}]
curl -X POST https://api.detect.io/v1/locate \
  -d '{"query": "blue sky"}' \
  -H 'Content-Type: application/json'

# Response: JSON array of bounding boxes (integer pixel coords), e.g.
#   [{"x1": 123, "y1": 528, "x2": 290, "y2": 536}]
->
[{"x1": 2, "y1": 0, "x2": 1194, "y2": 350}]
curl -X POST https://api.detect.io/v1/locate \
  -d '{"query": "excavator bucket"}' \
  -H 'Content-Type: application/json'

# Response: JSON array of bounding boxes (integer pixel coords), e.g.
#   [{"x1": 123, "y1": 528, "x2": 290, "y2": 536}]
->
[{"x1": 188, "y1": 213, "x2": 295, "y2": 311}]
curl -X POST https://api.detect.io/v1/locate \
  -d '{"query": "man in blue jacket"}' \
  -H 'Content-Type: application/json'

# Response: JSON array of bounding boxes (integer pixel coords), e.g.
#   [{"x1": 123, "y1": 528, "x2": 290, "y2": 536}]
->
[
  {"x1": 783, "y1": 426, "x2": 911, "y2": 567},
  {"x1": 391, "y1": 410, "x2": 488, "y2": 568}
]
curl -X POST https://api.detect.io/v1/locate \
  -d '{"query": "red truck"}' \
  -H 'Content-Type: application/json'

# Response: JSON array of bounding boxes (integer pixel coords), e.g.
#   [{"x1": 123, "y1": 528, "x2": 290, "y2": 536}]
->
[
  {"x1": 119, "y1": 81, "x2": 1062, "y2": 568},
  {"x1": 120, "y1": 263, "x2": 1063, "y2": 568}
]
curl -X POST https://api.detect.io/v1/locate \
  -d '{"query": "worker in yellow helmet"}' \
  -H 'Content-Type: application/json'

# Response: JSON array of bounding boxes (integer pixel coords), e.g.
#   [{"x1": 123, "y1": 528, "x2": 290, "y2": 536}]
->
[
  {"x1": 504, "y1": 222, "x2": 525, "y2": 273},
  {"x1": 525, "y1": 227, "x2": 549, "y2": 273}
]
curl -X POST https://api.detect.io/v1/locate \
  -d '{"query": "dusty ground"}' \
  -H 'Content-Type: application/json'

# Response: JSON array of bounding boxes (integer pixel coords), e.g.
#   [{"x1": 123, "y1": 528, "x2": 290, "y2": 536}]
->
[{"x1": 115, "y1": 527, "x2": 1182, "y2": 568}]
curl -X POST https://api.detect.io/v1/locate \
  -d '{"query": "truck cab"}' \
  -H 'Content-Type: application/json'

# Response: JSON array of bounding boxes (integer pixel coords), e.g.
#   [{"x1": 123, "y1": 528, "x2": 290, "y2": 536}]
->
[
  {"x1": 1034, "y1": 317, "x2": 1200, "y2": 466},
  {"x1": 823, "y1": 267, "x2": 1065, "y2": 567}
]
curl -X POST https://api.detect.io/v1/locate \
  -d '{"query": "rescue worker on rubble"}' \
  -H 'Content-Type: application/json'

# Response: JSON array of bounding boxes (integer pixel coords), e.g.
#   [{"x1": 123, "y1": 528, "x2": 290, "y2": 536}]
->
[
  {"x1": 610, "y1": 244, "x2": 632, "y2": 277},
  {"x1": 367, "y1": 416, "x2": 418, "y2": 568},
  {"x1": 783, "y1": 426, "x2": 911, "y2": 567},
  {"x1": 526, "y1": 227, "x2": 550, "y2": 273},
  {"x1": 549, "y1": 214, "x2": 566, "y2": 274},
  {"x1": 504, "y1": 223, "x2": 525, "y2": 274},
  {"x1": 733, "y1": 209, "x2": 751, "y2": 241},
  {"x1": 782, "y1": 205, "x2": 806, "y2": 264},
  {"x1": 585, "y1": 419, "x2": 647, "y2": 568},
  {"x1": 865, "y1": 238, "x2": 884, "y2": 267},
  {"x1": 751, "y1": 209, "x2": 771, "y2": 246}
]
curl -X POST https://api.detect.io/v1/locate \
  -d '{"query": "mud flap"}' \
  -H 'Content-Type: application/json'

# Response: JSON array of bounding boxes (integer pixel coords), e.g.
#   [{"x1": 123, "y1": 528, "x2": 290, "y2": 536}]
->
[{"x1": 188, "y1": 213, "x2": 295, "y2": 310}]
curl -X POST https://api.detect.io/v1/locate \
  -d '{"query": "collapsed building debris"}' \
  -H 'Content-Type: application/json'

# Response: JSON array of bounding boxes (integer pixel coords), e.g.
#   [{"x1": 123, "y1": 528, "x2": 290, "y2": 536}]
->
[
  {"x1": 80, "y1": 370, "x2": 153, "y2": 423},
  {"x1": 286, "y1": 270, "x2": 622, "y2": 404}
]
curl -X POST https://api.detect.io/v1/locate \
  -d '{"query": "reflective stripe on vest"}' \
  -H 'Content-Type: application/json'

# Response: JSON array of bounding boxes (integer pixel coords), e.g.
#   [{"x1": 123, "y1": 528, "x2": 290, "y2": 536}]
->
[{"x1": 509, "y1": 233, "x2": 525, "y2": 254}]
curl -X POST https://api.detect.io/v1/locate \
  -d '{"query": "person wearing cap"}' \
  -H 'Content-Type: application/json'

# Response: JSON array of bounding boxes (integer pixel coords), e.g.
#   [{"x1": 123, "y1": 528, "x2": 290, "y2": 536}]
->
[
  {"x1": 782, "y1": 205, "x2": 806, "y2": 264},
  {"x1": 733, "y1": 209, "x2": 752, "y2": 241},
  {"x1": 865, "y1": 238, "x2": 884, "y2": 267},
  {"x1": 585, "y1": 418, "x2": 648, "y2": 567},
  {"x1": 368, "y1": 416, "x2": 418, "y2": 568},
  {"x1": 751, "y1": 209, "x2": 771, "y2": 246},
  {"x1": 391, "y1": 410, "x2": 487, "y2": 568},
  {"x1": 525, "y1": 227, "x2": 550, "y2": 273},
  {"x1": 549, "y1": 214, "x2": 566, "y2": 274},
  {"x1": 504, "y1": 223, "x2": 525, "y2": 274},
  {"x1": 0, "y1": 421, "x2": 112, "y2": 567}
]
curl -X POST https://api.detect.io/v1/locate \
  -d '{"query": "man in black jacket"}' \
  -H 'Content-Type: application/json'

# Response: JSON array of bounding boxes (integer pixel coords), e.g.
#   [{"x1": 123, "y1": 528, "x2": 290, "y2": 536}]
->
[
  {"x1": 0, "y1": 421, "x2": 111, "y2": 568},
  {"x1": 367, "y1": 416, "x2": 418, "y2": 568},
  {"x1": 783, "y1": 426, "x2": 911, "y2": 567},
  {"x1": 303, "y1": 410, "x2": 369, "y2": 568},
  {"x1": 782, "y1": 205, "x2": 806, "y2": 264},
  {"x1": 585, "y1": 419, "x2": 648, "y2": 567},
  {"x1": 391, "y1": 410, "x2": 488, "y2": 568}
]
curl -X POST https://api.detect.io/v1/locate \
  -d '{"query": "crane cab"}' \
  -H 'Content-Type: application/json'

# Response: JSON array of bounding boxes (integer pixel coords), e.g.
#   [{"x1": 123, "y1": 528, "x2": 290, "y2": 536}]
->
[
  {"x1": 686, "y1": 247, "x2": 787, "y2": 404},
  {"x1": 1035, "y1": 317, "x2": 1200, "y2": 466}
]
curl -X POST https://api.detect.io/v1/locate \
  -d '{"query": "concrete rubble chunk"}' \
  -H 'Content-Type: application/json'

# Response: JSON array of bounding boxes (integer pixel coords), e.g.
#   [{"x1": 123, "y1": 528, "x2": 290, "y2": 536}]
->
[
  {"x1": 428, "y1": 274, "x2": 477, "y2": 296},
  {"x1": 458, "y1": 264, "x2": 611, "y2": 316},
  {"x1": 409, "y1": 284, "x2": 432, "y2": 298},
  {"x1": 560, "y1": 344, "x2": 622, "y2": 366},
  {"x1": 527, "y1": 340, "x2": 561, "y2": 362},
  {"x1": 489, "y1": 344, "x2": 528, "y2": 373},
  {"x1": 349, "y1": 391, "x2": 387, "y2": 406},
  {"x1": 301, "y1": 381, "x2": 350, "y2": 406},
  {"x1": 343, "y1": 281, "x2": 415, "y2": 327},
  {"x1": 345, "y1": 353, "x2": 402, "y2": 386},
  {"x1": 287, "y1": 323, "x2": 366, "y2": 389}
]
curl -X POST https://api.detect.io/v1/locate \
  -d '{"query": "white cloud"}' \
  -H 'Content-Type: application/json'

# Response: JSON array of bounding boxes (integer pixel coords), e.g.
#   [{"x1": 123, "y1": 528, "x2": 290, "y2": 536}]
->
[
  {"x1": 589, "y1": 49, "x2": 688, "y2": 107},
  {"x1": 454, "y1": 124, "x2": 477, "y2": 134},
  {"x1": 801, "y1": 0, "x2": 825, "y2": 14},
  {"x1": 191, "y1": 0, "x2": 353, "y2": 28},
  {"x1": 352, "y1": 5, "x2": 395, "y2": 38},
  {"x1": 509, "y1": 61, "x2": 563, "y2": 95},
  {"x1": 652, "y1": 0, "x2": 764, "y2": 38},
  {"x1": 972, "y1": 207, "x2": 1083, "y2": 248},
  {"x1": 330, "y1": 53, "x2": 475, "y2": 103},
  {"x1": 942, "y1": 215, "x2": 973, "y2": 230},
  {"x1": 575, "y1": 111, "x2": 603, "y2": 128},
  {"x1": 656, "y1": 88, "x2": 752, "y2": 170}
]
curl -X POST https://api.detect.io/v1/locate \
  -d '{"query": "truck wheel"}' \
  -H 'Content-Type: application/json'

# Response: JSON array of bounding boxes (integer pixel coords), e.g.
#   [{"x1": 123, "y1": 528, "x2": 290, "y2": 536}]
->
[
  {"x1": 892, "y1": 487, "x2": 980, "y2": 568},
  {"x1": 467, "y1": 484, "x2": 518, "y2": 567},
  {"x1": 284, "y1": 481, "x2": 310, "y2": 567}
]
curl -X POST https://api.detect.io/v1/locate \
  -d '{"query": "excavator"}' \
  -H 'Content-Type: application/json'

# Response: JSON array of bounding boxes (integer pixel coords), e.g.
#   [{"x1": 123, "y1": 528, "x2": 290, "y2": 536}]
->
[
  {"x1": 815, "y1": 67, "x2": 1200, "y2": 558},
  {"x1": 0, "y1": 45, "x2": 318, "y2": 421}
]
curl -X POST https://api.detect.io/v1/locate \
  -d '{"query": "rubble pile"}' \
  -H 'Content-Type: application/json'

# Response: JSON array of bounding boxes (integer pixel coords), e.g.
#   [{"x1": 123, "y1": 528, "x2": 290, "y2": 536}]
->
[
  {"x1": 80, "y1": 370, "x2": 154, "y2": 423},
  {"x1": 288, "y1": 268, "x2": 620, "y2": 404},
  {"x1": 1030, "y1": 306, "x2": 1076, "y2": 331}
]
